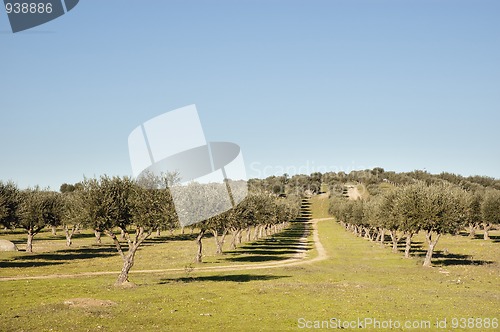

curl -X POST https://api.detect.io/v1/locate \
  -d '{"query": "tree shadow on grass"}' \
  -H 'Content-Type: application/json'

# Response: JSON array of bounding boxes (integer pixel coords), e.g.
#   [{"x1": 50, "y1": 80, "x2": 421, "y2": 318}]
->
[
  {"x1": 219, "y1": 221, "x2": 312, "y2": 263},
  {"x1": 224, "y1": 255, "x2": 291, "y2": 263},
  {"x1": 456, "y1": 233, "x2": 500, "y2": 243},
  {"x1": 229, "y1": 249, "x2": 301, "y2": 255},
  {"x1": 412, "y1": 250, "x2": 495, "y2": 266},
  {"x1": 237, "y1": 244, "x2": 311, "y2": 251},
  {"x1": 142, "y1": 233, "x2": 199, "y2": 244},
  {"x1": 0, "y1": 245, "x2": 119, "y2": 269},
  {"x1": 0, "y1": 260, "x2": 64, "y2": 268},
  {"x1": 159, "y1": 274, "x2": 288, "y2": 284},
  {"x1": 432, "y1": 251, "x2": 495, "y2": 266}
]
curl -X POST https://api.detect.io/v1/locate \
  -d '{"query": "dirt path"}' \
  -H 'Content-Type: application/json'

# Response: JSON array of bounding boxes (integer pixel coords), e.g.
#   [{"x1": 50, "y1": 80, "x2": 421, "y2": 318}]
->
[
  {"x1": 347, "y1": 185, "x2": 362, "y2": 200},
  {"x1": 0, "y1": 218, "x2": 332, "y2": 282}
]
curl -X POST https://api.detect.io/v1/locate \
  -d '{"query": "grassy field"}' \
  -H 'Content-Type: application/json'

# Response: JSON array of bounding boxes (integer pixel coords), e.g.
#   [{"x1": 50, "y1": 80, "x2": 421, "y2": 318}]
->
[{"x1": 0, "y1": 196, "x2": 499, "y2": 331}]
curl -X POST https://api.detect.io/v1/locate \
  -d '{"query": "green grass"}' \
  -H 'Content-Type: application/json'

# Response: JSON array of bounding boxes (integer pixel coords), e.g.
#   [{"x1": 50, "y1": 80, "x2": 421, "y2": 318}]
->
[{"x1": 0, "y1": 199, "x2": 499, "y2": 331}]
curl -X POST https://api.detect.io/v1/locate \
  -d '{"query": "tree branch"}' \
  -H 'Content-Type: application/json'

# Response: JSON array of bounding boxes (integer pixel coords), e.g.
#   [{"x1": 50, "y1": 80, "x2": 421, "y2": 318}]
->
[{"x1": 104, "y1": 229, "x2": 125, "y2": 260}]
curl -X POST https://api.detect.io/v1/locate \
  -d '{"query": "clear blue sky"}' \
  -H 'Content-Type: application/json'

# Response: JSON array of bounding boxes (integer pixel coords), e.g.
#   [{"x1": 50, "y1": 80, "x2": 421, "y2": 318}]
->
[{"x1": 1, "y1": 0, "x2": 499, "y2": 190}]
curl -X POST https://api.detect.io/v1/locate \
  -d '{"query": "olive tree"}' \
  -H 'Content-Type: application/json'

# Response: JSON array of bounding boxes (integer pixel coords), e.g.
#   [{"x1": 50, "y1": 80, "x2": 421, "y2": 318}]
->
[
  {"x1": 393, "y1": 183, "x2": 427, "y2": 258},
  {"x1": 80, "y1": 175, "x2": 177, "y2": 285},
  {"x1": 465, "y1": 190, "x2": 484, "y2": 238},
  {"x1": 481, "y1": 189, "x2": 500, "y2": 240},
  {"x1": 379, "y1": 190, "x2": 404, "y2": 253},
  {"x1": 60, "y1": 190, "x2": 85, "y2": 246},
  {"x1": 362, "y1": 197, "x2": 383, "y2": 242},
  {"x1": 420, "y1": 183, "x2": 467, "y2": 267},
  {"x1": 18, "y1": 189, "x2": 64, "y2": 252},
  {"x1": 0, "y1": 181, "x2": 19, "y2": 230}
]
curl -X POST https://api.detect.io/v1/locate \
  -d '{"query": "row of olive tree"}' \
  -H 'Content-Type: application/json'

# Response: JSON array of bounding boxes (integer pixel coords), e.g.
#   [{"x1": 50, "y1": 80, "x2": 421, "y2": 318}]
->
[
  {"x1": 0, "y1": 181, "x2": 67, "y2": 252},
  {"x1": 0, "y1": 176, "x2": 177, "y2": 285},
  {"x1": 193, "y1": 192, "x2": 300, "y2": 263},
  {"x1": 1, "y1": 176, "x2": 301, "y2": 284},
  {"x1": 329, "y1": 182, "x2": 500, "y2": 267}
]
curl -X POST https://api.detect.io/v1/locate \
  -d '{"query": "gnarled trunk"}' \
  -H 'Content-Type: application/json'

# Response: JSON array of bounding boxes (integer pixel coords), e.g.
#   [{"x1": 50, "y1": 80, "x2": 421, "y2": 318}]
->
[
  {"x1": 195, "y1": 230, "x2": 205, "y2": 263},
  {"x1": 253, "y1": 226, "x2": 260, "y2": 240},
  {"x1": 246, "y1": 226, "x2": 251, "y2": 242},
  {"x1": 26, "y1": 229, "x2": 34, "y2": 253},
  {"x1": 94, "y1": 229, "x2": 102, "y2": 244},
  {"x1": 404, "y1": 232, "x2": 413, "y2": 258},
  {"x1": 468, "y1": 224, "x2": 477, "y2": 238},
  {"x1": 483, "y1": 223, "x2": 491, "y2": 240},
  {"x1": 230, "y1": 229, "x2": 241, "y2": 250},
  {"x1": 112, "y1": 227, "x2": 151, "y2": 286},
  {"x1": 389, "y1": 230, "x2": 400, "y2": 253},
  {"x1": 364, "y1": 227, "x2": 370, "y2": 240},
  {"x1": 379, "y1": 229, "x2": 386, "y2": 245},
  {"x1": 423, "y1": 231, "x2": 441, "y2": 267},
  {"x1": 64, "y1": 224, "x2": 78, "y2": 247},
  {"x1": 213, "y1": 229, "x2": 222, "y2": 254},
  {"x1": 116, "y1": 253, "x2": 135, "y2": 285},
  {"x1": 237, "y1": 229, "x2": 243, "y2": 244}
]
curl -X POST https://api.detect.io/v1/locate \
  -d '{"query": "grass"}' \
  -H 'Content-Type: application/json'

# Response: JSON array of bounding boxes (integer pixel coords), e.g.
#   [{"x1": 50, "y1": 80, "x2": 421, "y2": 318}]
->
[{"x1": 0, "y1": 198, "x2": 499, "y2": 331}]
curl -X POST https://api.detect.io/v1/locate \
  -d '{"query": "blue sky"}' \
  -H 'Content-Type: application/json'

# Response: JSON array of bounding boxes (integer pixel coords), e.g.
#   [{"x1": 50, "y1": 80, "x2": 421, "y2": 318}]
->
[{"x1": 1, "y1": 0, "x2": 499, "y2": 190}]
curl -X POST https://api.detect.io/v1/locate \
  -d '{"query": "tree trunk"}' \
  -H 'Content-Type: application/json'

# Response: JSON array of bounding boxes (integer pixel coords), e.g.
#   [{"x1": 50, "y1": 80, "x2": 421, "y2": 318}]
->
[
  {"x1": 389, "y1": 230, "x2": 399, "y2": 253},
  {"x1": 404, "y1": 232, "x2": 413, "y2": 258},
  {"x1": 113, "y1": 227, "x2": 150, "y2": 285},
  {"x1": 156, "y1": 228, "x2": 161, "y2": 237},
  {"x1": 230, "y1": 229, "x2": 241, "y2": 250},
  {"x1": 116, "y1": 252, "x2": 135, "y2": 285},
  {"x1": 468, "y1": 224, "x2": 476, "y2": 238},
  {"x1": 253, "y1": 226, "x2": 260, "y2": 240},
  {"x1": 120, "y1": 228, "x2": 126, "y2": 240},
  {"x1": 483, "y1": 223, "x2": 491, "y2": 240},
  {"x1": 64, "y1": 225, "x2": 76, "y2": 247},
  {"x1": 237, "y1": 229, "x2": 243, "y2": 244},
  {"x1": 26, "y1": 229, "x2": 34, "y2": 253},
  {"x1": 364, "y1": 227, "x2": 370, "y2": 240},
  {"x1": 246, "y1": 226, "x2": 251, "y2": 242},
  {"x1": 94, "y1": 229, "x2": 102, "y2": 244},
  {"x1": 51, "y1": 225, "x2": 57, "y2": 236},
  {"x1": 212, "y1": 229, "x2": 223, "y2": 255},
  {"x1": 423, "y1": 232, "x2": 441, "y2": 267},
  {"x1": 181, "y1": 226, "x2": 185, "y2": 235},
  {"x1": 195, "y1": 230, "x2": 205, "y2": 263},
  {"x1": 379, "y1": 229, "x2": 385, "y2": 245}
]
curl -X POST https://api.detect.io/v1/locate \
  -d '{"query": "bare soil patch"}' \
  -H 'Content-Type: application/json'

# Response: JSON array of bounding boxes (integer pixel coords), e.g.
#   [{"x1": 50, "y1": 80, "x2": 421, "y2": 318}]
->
[{"x1": 63, "y1": 298, "x2": 117, "y2": 308}]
